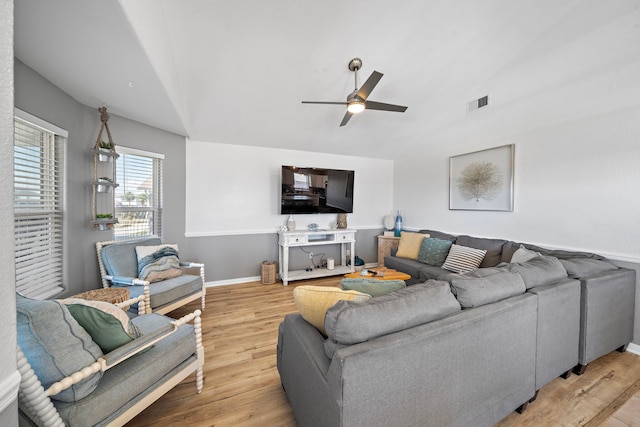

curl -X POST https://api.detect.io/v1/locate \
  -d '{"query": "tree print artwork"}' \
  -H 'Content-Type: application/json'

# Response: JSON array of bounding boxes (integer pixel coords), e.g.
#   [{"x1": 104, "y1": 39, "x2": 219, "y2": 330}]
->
[{"x1": 456, "y1": 161, "x2": 503, "y2": 202}]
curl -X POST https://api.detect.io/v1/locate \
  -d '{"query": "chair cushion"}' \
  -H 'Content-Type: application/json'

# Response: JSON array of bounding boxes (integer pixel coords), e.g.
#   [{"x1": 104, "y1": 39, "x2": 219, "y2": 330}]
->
[
  {"x1": 116, "y1": 274, "x2": 203, "y2": 311},
  {"x1": 101, "y1": 237, "x2": 163, "y2": 278},
  {"x1": 135, "y1": 244, "x2": 182, "y2": 282},
  {"x1": 58, "y1": 298, "x2": 143, "y2": 353},
  {"x1": 53, "y1": 314, "x2": 197, "y2": 426},
  {"x1": 292, "y1": 286, "x2": 371, "y2": 335},
  {"x1": 441, "y1": 244, "x2": 487, "y2": 273},
  {"x1": 17, "y1": 294, "x2": 104, "y2": 402},
  {"x1": 340, "y1": 278, "x2": 406, "y2": 297}
]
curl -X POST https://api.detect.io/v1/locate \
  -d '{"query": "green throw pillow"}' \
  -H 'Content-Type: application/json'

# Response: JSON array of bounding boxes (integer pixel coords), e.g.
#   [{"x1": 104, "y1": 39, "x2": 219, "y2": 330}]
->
[
  {"x1": 60, "y1": 298, "x2": 142, "y2": 353},
  {"x1": 340, "y1": 278, "x2": 406, "y2": 297},
  {"x1": 417, "y1": 237, "x2": 453, "y2": 266}
]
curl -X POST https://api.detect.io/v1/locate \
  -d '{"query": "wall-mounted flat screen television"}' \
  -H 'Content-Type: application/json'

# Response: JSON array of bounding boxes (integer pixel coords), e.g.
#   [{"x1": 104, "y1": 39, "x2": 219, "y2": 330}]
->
[{"x1": 281, "y1": 166, "x2": 354, "y2": 214}]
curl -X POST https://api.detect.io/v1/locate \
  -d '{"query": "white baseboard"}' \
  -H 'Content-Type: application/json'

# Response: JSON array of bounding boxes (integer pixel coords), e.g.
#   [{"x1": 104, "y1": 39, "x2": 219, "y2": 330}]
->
[
  {"x1": 0, "y1": 370, "x2": 20, "y2": 413},
  {"x1": 627, "y1": 343, "x2": 640, "y2": 356},
  {"x1": 205, "y1": 276, "x2": 261, "y2": 287}
]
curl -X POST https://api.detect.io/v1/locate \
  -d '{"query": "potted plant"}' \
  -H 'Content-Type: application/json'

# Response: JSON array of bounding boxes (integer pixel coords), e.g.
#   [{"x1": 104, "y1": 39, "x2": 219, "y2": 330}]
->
[
  {"x1": 95, "y1": 213, "x2": 115, "y2": 231},
  {"x1": 96, "y1": 140, "x2": 116, "y2": 161},
  {"x1": 96, "y1": 177, "x2": 114, "y2": 193}
]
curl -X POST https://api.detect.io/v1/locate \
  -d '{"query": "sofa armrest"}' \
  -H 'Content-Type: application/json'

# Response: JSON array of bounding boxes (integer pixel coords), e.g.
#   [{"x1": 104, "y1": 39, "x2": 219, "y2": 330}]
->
[{"x1": 104, "y1": 275, "x2": 151, "y2": 314}]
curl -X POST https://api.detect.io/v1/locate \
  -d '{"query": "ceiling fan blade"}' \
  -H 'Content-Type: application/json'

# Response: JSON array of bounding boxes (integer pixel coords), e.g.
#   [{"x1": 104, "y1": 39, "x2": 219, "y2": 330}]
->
[
  {"x1": 356, "y1": 71, "x2": 383, "y2": 100},
  {"x1": 302, "y1": 101, "x2": 347, "y2": 105},
  {"x1": 364, "y1": 100, "x2": 408, "y2": 112},
  {"x1": 339, "y1": 111, "x2": 353, "y2": 127}
]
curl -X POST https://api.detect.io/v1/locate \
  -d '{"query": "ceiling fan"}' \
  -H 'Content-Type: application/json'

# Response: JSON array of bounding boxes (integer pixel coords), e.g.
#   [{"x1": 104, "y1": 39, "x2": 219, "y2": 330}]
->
[{"x1": 302, "y1": 58, "x2": 408, "y2": 127}]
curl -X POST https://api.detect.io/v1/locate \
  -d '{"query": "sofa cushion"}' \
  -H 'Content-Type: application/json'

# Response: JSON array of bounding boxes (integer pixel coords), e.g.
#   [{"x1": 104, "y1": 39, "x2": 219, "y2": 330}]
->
[
  {"x1": 454, "y1": 235, "x2": 506, "y2": 267},
  {"x1": 101, "y1": 237, "x2": 163, "y2": 278},
  {"x1": 383, "y1": 256, "x2": 425, "y2": 279},
  {"x1": 441, "y1": 244, "x2": 487, "y2": 274},
  {"x1": 340, "y1": 278, "x2": 406, "y2": 297},
  {"x1": 59, "y1": 298, "x2": 143, "y2": 353},
  {"x1": 419, "y1": 265, "x2": 449, "y2": 281},
  {"x1": 395, "y1": 231, "x2": 428, "y2": 260},
  {"x1": 135, "y1": 244, "x2": 183, "y2": 282},
  {"x1": 502, "y1": 255, "x2": 568, "y2": 289},
  {"x1": 559, "y1": 258, "x2": 618, "y2": 279},
  {"x1": 510, "y1": 245, "x2": 541, "y2": 263},
  {"x1": 293, "y1": 286, "x2": 371, "y2": 335},
  {"x1": 117, "y1": 274, "x2": 203, "y2": 310},
  {"x1": 417, "y1": 237, "x2": 453, "y2": 266},
  {"x1": 324, "y1": 281, "x2": 461, "y2": 346},
  {"x1": 447, "y1": 270, "x2": 526, "y2": 309},
  {"x1": 17, "y1": 294, "x2": 104, "y2": 402}
]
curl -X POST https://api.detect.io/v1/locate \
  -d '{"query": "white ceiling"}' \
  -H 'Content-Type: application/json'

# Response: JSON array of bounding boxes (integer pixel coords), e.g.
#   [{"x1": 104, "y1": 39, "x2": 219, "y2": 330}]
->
[{"x1": 14, "y1": 0, "x2": 585, "y2": 159}]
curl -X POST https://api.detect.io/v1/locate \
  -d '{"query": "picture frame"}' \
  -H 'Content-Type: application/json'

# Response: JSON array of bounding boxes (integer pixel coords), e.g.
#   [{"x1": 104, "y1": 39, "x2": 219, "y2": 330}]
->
[{"x1": 449, "y1": 144, "x2": 514, "y2": 211}]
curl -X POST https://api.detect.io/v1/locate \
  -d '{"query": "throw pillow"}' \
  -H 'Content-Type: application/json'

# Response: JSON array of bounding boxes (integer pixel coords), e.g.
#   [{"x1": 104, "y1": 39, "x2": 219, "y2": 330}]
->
[
  {"x1": 510, "y1": 245, "x2": 541, "y2": 264},
  {"x1": 340, "y1": 278, "x2": 406, "y2": 297},
  {"x1": 292, "y1": 286, "x2": 371, "y2": 335},
  {"x1": 395, "y1": 231, "x2": 428, "y2": 260},
  {"x1": 16, "y1": 294, "x2": 104, "y2": 402},
  {"x1": 417, "y1": 237, "x2": 453, "y2": 266},
  {"x1": 441, "y1": 244, "x2": 487, "y2": 274},
  {"x1": 58, "y1": 298, "x2": 143, "y2": 353},
  {"x1": 135, "y1": 244, "x2": 183, "y2": 283}
]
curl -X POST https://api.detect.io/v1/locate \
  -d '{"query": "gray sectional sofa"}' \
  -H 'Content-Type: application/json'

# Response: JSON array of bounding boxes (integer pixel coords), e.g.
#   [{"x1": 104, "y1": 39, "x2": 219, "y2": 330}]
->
[{"x1": 276, "y1": 230, "x2": 635, "y2": 427}]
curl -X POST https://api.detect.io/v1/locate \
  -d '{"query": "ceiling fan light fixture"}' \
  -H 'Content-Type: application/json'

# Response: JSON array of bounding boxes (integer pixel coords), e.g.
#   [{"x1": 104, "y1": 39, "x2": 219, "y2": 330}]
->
[{"x1": 347, "y1": 100, "x2": 365, "y2": 114}]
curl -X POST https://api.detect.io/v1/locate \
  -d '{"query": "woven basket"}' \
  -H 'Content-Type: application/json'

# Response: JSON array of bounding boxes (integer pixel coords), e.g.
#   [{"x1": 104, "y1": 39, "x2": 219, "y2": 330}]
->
[{"x1": 261, "y1": 261, "x2": 277, "y2": 285}]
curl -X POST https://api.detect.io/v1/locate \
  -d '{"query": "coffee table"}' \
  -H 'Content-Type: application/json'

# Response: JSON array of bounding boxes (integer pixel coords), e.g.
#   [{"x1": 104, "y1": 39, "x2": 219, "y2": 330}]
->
[{"x1": 344, "y1": 268, "x2": 411, "y2": 281}]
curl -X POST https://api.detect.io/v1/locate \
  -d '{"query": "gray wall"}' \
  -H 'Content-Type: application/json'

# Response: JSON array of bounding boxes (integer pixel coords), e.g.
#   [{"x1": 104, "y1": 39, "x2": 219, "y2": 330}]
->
[
  {"x1": 1, "y1": 0, "x2": 18, "y2": 424},
  {"x1": 14, "y1": 59, "x2": 186, "y2": 296}
]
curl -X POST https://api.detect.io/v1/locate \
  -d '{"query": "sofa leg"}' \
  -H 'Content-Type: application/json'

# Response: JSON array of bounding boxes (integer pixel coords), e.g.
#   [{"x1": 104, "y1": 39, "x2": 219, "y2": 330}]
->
[
  {"x1": 560, "y1": 370, "x2": 571, "y2": 379},
  {"x1": 573, "y1": 364, "x2": 588, "y2": 375},
  {"x1": 617, "y1": 344, "x2": 628, "y2": 353},
  {"x1": 516, "y1": 401, "x2": 529, "y2": 414},
  {"x1": 529, "y1": 390, "x2": 539, "y2": 403}
]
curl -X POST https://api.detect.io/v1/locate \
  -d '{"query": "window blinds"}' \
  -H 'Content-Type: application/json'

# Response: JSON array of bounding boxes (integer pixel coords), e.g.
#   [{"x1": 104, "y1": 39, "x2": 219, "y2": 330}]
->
[{"x1": 14, "y1": 117, "x2": 65, "y2": 299}]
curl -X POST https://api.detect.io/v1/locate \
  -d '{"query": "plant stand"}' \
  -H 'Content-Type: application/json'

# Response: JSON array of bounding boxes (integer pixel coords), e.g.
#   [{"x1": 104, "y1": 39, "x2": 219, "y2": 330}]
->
[{"x1": 90, "y1": 107, "x2": 119, "y2": 230}]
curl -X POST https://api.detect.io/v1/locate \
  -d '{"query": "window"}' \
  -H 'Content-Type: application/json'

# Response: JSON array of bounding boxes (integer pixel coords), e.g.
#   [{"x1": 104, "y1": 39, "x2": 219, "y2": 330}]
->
[
  {"x1": 14, "y1": 110, "x2": 67, "y2": 299},
  {"x1": 115, "y1": 147, "x2": 164, "y2": 240}
]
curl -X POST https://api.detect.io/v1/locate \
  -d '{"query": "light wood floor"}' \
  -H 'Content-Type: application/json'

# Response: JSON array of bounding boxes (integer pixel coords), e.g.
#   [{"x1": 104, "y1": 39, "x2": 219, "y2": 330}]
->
[{"x1": 125, "y1": 278, "x2": 640, "y2": 427}]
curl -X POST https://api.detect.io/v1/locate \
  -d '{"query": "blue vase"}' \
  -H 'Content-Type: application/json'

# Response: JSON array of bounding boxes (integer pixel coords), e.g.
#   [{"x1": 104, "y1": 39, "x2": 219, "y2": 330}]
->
[{"x1": 394, "y1": 211, "x2": 403, "y2": 237}]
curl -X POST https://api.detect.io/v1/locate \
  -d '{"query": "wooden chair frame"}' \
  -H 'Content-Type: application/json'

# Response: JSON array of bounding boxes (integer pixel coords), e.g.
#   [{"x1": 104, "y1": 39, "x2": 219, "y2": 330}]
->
[
  {"x1": 17, "y1": 296, "x2": 204, "y2": 427},
  {"x1": 96, "y1": 238, "x2": 206, "y2": 315}
]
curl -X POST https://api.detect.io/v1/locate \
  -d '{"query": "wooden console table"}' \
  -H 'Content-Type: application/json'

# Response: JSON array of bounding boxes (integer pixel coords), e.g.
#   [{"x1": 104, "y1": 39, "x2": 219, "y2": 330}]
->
[
  {"x1": 377, "y1": 235, "x2": 400, "y2": 267},
  {"x1": 278, "y1": 229, "x2": 356, "y2": 286}
]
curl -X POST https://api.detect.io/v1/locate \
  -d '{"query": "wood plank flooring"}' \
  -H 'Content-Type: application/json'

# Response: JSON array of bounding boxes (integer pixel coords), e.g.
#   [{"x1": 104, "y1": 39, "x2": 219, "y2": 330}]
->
[{"x1": 125, "y1": 278, "x2": 640, "y2": 427}]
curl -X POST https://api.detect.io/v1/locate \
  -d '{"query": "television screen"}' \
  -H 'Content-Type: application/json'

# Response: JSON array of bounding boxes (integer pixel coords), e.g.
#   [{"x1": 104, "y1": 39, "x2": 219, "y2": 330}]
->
[{"x1": 281, "y1": 166, "x2": 354, "y2": 214}]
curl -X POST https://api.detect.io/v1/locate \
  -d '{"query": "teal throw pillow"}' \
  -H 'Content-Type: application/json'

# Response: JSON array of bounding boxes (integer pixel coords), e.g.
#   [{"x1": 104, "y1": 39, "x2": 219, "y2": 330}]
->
[
  {"x1": 340, "y1": 278, "x2": 406, "y2": 297},
  {"x1": 417, "y1": 237, "x2": 453, "y2": 266},
  {"x1": 60, "y1": 298, "x2": 143, "y2": 353}
]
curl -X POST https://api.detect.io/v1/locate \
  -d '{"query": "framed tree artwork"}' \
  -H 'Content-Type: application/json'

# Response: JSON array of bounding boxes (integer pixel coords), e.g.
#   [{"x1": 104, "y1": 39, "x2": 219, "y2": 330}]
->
[{"x1": 449, "y1": 144, "x2": 514, "y2": 211}]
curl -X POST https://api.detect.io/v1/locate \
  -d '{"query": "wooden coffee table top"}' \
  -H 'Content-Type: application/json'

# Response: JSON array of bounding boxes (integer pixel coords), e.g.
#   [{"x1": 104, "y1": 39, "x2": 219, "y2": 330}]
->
[{"x1": 344, "y1": 268, "x2": 411, "y2": 281}]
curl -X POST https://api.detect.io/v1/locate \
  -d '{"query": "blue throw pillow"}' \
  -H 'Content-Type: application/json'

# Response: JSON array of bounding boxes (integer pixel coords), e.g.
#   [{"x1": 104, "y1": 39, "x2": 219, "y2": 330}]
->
[{"x1": 417, "y1": 237, "x2": 453, "y2": 266}]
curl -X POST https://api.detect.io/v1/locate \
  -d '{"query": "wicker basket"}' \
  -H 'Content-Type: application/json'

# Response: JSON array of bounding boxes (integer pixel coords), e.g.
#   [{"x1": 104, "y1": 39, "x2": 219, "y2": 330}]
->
[{"x1": 261, "y1": 261, "x2": 278, "y2": 284}]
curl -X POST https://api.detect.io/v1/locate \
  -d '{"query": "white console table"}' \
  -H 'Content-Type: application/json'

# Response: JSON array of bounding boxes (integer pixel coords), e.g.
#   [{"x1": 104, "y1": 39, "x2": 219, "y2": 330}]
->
[{"x1": 278, "y1": 229, "x2": 356, "y2": 286}]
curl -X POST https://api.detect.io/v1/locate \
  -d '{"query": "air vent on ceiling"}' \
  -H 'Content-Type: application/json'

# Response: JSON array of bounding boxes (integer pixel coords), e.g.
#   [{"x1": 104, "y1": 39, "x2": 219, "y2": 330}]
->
[{"x1": 467, "y1": 95, "x2": 489, "y2": 113}]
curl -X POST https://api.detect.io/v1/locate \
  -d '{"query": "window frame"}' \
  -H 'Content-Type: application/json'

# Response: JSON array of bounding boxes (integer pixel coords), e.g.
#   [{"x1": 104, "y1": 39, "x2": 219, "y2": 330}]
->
[{"x1": 114, "y1": 146, "x2": 164, "y2": 240}]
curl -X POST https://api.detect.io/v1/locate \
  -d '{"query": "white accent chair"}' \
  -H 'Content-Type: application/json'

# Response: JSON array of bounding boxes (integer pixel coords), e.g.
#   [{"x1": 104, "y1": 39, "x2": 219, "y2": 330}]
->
[
  {"x1": 17, "y1": 293, "x2": 204, "y2": 426},
  {"x1": 96, "y1": 237, "x2": 205, "y2": 315}
]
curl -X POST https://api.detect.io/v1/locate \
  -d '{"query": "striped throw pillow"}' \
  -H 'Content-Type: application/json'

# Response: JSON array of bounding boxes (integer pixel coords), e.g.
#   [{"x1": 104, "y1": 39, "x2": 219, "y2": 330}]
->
[{"x1": 442, "y1": 244, "x2": 487, "y2": 274}]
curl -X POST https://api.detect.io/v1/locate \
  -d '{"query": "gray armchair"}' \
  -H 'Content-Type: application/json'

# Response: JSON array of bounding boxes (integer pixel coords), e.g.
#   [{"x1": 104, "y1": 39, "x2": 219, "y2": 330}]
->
[{"x1": 96, "y1": 237, "x2": 205, "y2": 315}]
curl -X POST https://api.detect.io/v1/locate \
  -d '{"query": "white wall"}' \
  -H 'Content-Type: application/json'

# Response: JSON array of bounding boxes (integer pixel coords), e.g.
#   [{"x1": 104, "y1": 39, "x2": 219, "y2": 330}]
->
[
  {"x1": 185, "y1": 140, "x2": 394, "y2": 236},
  {"x1": 394, "y1": 2, "x2": 640, "y2": 261}
]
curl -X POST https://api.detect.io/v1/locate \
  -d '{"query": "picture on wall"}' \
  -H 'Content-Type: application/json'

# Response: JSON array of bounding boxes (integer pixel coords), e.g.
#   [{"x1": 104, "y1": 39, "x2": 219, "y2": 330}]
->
[{"x1": 449, "y1": 144, "x2": 514, "y2": 211}]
